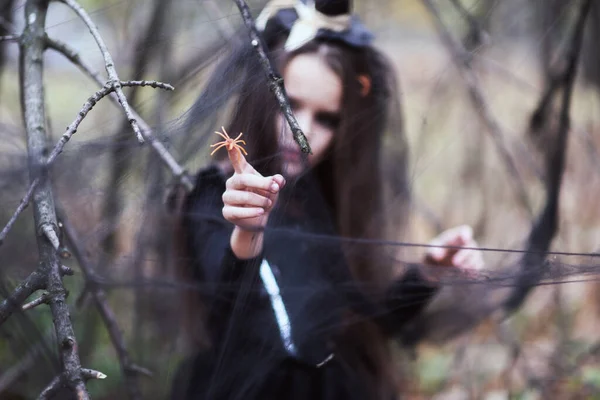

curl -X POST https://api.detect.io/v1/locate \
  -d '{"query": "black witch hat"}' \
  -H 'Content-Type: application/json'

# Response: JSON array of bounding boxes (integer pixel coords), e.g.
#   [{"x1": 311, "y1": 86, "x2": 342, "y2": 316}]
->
[{"x1": 255, "y1": 0, "x2": 374, "y2": 51}]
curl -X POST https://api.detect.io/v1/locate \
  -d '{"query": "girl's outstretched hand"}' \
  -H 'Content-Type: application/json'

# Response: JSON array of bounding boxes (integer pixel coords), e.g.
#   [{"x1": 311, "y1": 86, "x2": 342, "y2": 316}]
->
[
  {"x1": 222, "y1": 157, "x2": 285, "y2": 231},
  {"x1": 424, "y1": 225, "x2": 484, "y2": 273},
  {"x1": 210, "y1": 127, "x2": 285, "y2": 259}
]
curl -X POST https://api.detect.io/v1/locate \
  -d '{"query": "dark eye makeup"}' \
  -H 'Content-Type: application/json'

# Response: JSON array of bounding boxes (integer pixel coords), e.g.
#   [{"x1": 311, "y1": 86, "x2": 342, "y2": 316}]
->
[
  {"x1": 316, "y1": 112, "x2": 341, "y2": 130},
  {"x1": 288, "y1": 96, "x2": 341, "y2": 130},
  {"x1": 288, "y1": 97, "x2": 300, "y2": 111}
]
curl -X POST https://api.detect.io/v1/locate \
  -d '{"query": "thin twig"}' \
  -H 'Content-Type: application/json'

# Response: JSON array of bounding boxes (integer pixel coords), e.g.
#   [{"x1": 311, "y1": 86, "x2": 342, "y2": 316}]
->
[
  {"x1": 38, "y1": 369, "x2": 106, "y2": 400},
  {"x1": 529, "y1": 72, "x2": 563, "y2": 134},
  {"x1": 422, "y1": 0, "x2": 532, "y2": 216},
  {"x1": 45, "y1": 37, "x2": 193, "y2": 190},
  {"x1": 61, "y1": 265, "x2": 74, "y2": 276},
  {"x1": 122, "y1": 80, "x2": 174, "y2": 90},
  {"x1": 60, "y1": 210, "x2": 150, "y2": 399},
  {"x1": 21, "y1": 291, "x2": 50, "y2": 311},
  {"x1": 82, "y1": 368, "x2": 107, "y2": 380},
  {"x1": 232, "y1": 0, "x2": 311, "y2": 154},
  {"x1": 0, "y1": 177, "x2": 39, "y2": 245},
  {"x1": 0, "y1": 270, "x2": 45, "y2": 325},
  {"x1": 0, "y1": 34, "x2": 18, "y2": 42},
  {"x1": 59, "y1": 0, "x2": 145, "y2": 143},
  {"x1": 46, "y1": 80, "x2": 174, "y2": 166},
  {"x1": 37, "y1": 375, "x2": 62, "y2": 400},
  {"x1": 41, "y1": 224, "x2": 60, "y2": 250}
]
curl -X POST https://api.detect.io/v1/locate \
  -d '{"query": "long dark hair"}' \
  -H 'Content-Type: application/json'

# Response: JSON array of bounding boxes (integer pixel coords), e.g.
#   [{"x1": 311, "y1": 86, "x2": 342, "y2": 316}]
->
[
  {"x1": 207, "y1": 21, "x2": 411, "y2": 279},
  {"x1": 178, "y1": 16, "x2": 411, "y2": 399}
]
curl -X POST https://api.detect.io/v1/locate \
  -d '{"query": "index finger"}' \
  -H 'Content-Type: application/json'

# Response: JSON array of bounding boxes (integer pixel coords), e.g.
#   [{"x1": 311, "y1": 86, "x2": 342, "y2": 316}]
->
[
  {"x1": 228, "y1": 146, "x2": 248, "y2": 174},
  {"x1": 427, "y1": 225, "x2": 474, "y2": 261},
  {"x1": 227, "y1": 174, "x2": 281, "y2": 194}
]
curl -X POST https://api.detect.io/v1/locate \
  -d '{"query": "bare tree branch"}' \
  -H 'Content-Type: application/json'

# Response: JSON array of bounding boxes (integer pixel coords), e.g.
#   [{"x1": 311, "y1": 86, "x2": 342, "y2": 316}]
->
[
  {"x1": 400, "y1": 0, "x2": 591, "y2": 345},
  {"x1": 232, "y1": 0, "x2": 311, "y2": 154},
  {"x1": 46, "y1": 80, "x2": 174, "y2": 166},
  {"x1": 0, "y1": 177, "x2": 39, "y2": 245},
  {"x1": 0, "y1": 80, "x2": 174, "y2": 247},
  {"x1": 0, "y1": 269, "x2": 45, "y2": 325},
  {"x1": 0, "y1": 34, "x2": 18, "y2": 41},
  {"x1": 58, "y1": 0, "x2": 144, "y2": 144},
  {"x1": 528, "y1": 73, "x2": 566, "y2": 137},
  {"x1": 529, "y1": 1, "x2": 584, "y2": 137},
  {"x1": 37, "y1": 375, "x2": 62, "y2": 400},
  {"x1": 38, "y1": 369, "x2": 106, "y2": 400},
  {"x1": 21, "y1": 291, "x2": 50, "y2": 311},
  {"x1": 44, "y1": 36, "x2": 103, "y2": 84},
  {"x1": 422, "y1": 0, "x2": 532, "y2": 216},
  {"x1": 0, "y1": 0, "x2": 191, "y2": 396},
  {"x1": 60, "y1": 265, "x2": 74, "y2": 276},
  {"x1": 19, "y1": 0, "x2": 90, "y2": 396},
  {"x1": 60, "y1": 210, "x2": 150, "y2": 399},
  {"x1": 45, "y1": 36, "x2": 193, "y2": 190},
  {"x1": 41, "y1": 224, "x2": 59, "y2": 250},
  {"x1": 502, "y1": 0, "x2": 592, "y2": 315}
]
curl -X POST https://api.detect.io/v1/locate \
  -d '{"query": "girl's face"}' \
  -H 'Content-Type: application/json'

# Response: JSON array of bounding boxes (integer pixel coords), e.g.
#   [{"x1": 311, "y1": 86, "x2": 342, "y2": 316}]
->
[{"x1": 276, "y1": 52, "x2": 342, "y2": 178}]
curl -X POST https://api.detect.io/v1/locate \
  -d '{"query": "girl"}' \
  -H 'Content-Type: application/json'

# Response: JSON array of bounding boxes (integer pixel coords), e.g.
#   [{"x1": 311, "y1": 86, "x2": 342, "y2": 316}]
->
[{"x1": 171, "y1": 0, "x2": 483, "y2": 398}]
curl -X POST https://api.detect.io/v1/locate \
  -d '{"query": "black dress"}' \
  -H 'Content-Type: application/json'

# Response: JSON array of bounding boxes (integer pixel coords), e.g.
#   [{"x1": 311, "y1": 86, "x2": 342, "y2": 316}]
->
[{"x1": 171, "y1": 166, "x2": 438, "y2": 400}]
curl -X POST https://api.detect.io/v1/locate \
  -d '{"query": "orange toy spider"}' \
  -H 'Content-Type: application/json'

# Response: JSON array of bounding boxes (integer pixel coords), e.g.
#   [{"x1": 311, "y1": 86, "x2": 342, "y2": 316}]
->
[{"x1": 210, "y1": 126, "x2": 248, "y2": 173}]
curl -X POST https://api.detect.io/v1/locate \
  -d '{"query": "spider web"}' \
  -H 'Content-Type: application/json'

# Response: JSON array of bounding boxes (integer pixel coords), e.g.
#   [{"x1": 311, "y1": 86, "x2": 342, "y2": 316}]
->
[{"x1": 1, "y1": 0, "x2": 600, "y2": 398}]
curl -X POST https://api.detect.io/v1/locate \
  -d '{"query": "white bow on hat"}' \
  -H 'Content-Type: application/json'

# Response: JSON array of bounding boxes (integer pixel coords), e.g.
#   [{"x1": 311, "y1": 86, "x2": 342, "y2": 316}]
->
[{"x1": 256, "y1": 0, "x2": 352, "y2": 52}]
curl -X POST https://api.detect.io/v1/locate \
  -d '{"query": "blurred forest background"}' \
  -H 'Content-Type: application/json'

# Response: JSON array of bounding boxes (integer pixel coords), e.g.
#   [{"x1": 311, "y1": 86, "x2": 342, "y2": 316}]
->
[{"x1": 2, "y1": 0, "x2": 600, "y2": 398}]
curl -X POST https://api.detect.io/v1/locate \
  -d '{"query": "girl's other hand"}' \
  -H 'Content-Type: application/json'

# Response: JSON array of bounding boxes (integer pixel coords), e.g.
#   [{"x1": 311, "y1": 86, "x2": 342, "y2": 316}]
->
[{"x1": 424, "y1": 225, "x2": 484, "y2": 273}]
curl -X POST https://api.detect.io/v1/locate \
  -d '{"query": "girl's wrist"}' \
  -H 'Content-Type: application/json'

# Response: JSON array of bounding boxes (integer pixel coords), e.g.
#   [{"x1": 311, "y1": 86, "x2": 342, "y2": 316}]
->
[{"x1": 230, "y1": 226, "x2": 264, "y2": 260}]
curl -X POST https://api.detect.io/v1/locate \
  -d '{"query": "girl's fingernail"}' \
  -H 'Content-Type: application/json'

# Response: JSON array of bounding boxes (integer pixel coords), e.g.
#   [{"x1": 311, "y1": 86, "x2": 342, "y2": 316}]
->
[
  {"x1": 271, "y1": 183, "x2": 279, "y2": 192},
  {"x1": 257, "y1": 208, "x2": 265, "y2": 215},
  {"x1": 267, "y1": 199, "x2": 273, "y2": 207}
]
